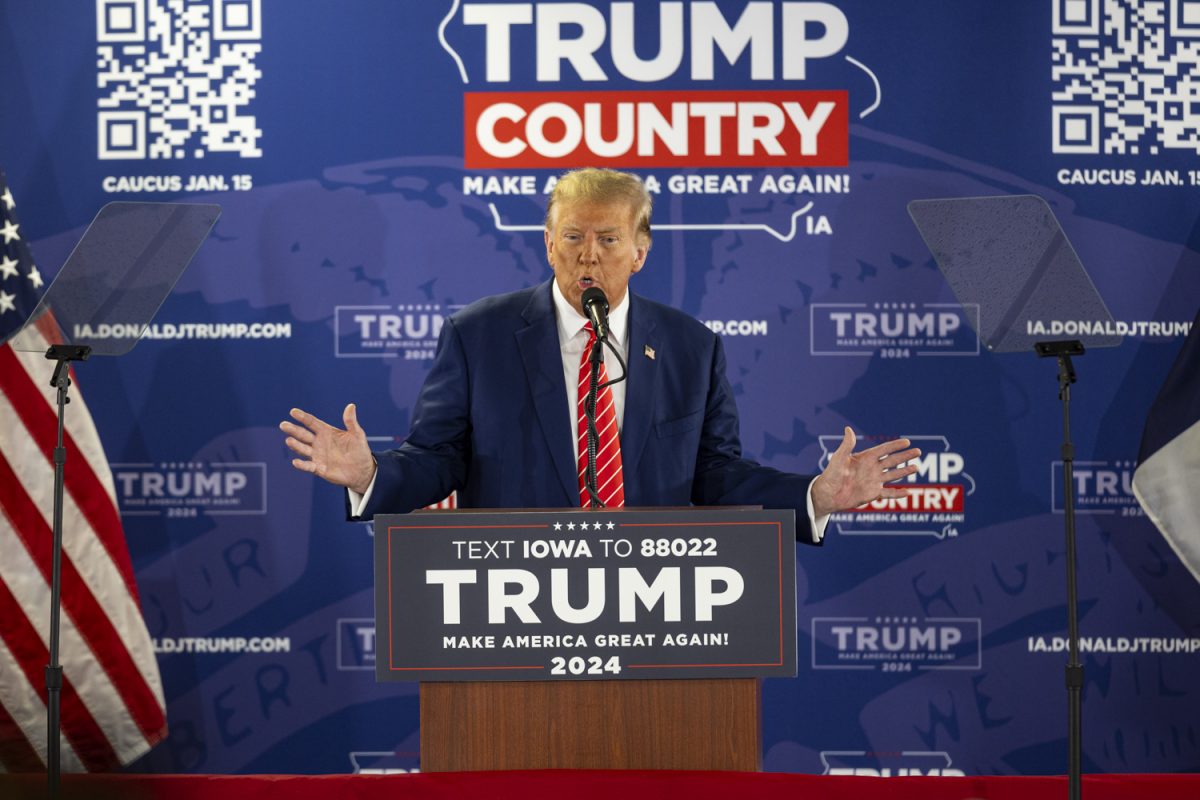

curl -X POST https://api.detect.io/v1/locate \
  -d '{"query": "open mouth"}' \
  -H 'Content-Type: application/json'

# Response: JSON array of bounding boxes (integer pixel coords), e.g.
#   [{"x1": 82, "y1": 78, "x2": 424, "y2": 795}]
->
[{"x1": 577, "y1": 276, "x2": 595, "y2": 289}]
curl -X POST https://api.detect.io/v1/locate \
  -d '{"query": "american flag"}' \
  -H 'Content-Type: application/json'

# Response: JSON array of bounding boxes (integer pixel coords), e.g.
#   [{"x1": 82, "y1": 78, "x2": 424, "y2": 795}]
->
[{"x1": 0, "y1": 172, "x2": 167, "y2": 771}]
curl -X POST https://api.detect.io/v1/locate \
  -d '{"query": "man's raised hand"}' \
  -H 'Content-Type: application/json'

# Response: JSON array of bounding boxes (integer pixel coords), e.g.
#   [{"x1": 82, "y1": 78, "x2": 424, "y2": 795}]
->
[
  {"x1": 280, "y1": 403, "x2": 376, "y2": 494},
  {"x1": 810, "y1": 427, "x2": 922, "y2": 518}
]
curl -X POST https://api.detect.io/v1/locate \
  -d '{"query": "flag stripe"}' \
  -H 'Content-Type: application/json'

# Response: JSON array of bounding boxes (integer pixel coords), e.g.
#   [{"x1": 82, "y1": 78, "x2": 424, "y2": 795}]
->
[
  {"x1": 0, "y1": 449, "x2": 165, "y2": 745},
  {"x1": 0, "y1": 517, "x2": 151, "y2": 766},
  {"x1": 0, "y1": 575, "x2": 117, "y2": 771},
  {"x1": 0, "y1": 689, "x2": 43, "y2": 773},
  {"x1": 10, "y1": 340, "x2": 120, "y2": 507},
  {"x1": 8, "y1": 338, "x2": 119, "y2": 506},
  {"x1": 0, "y1": 636, "x2": 85, "y2": 774},
  {"x1": 0, "y1": 384, "x2": 162, "y2": 697},
  {"x1": 0, "y1": 344, "x2": 140, "y2": 604}
]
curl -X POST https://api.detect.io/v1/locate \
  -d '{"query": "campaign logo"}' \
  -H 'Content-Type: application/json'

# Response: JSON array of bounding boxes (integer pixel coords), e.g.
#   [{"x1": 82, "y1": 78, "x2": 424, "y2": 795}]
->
[
  {"x1": 820, "y1": 750, "x2": 965, "y2": 777},
  {"x1": 820, "y1": 435, "x2": 974, "y2": 539},
  {"x1": 112, "y1": 461, "x2": 266, "y2": 517},
  {"x1": 348, "y1": 751, "x2": 419, "y2": 774},
  {"x1": 811, "y1": 616, "x2": 982, "y2": 671},
  {"x1": 441, "y1": 2, "x2": 877, "y2": 243},
  {"x1": 464, "y1": 89, "x2": 848, "y2": 169},
  {"x1": 443, "y1": 2, "x2": 862, "y2": 168},
  {"x1": 809, "y1": 302, "x2": 980, "y2": 357},
  {"x1": 1050, "y1": 459, "x2": 1141, "y2": 516},
  {"x1": 335, "y1": 303, "x2": 461, "y2": 359},
  {"x1": 337, "y1": 617, "x2": 375, "y2": 671}
]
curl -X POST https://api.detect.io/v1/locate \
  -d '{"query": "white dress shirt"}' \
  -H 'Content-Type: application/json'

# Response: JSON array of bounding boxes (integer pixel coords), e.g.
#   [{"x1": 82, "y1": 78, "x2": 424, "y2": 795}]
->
[{"x1": 552, "y1": 279, "x2": 629, "y2": 464}]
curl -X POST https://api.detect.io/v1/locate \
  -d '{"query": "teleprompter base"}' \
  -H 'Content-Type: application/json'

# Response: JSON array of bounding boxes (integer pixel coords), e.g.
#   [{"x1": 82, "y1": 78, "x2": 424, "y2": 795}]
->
[{"x1": 420, "y1": 678, "x2": 761, "y2": 772}]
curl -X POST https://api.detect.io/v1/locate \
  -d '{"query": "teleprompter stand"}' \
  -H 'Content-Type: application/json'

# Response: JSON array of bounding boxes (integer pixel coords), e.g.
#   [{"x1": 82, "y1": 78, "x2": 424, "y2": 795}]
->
[
  {"x1": 11, "y1": 202, "x2": 220, "y2": 797},
  {"x1": 1035, "y1": 338, "x2": 1087, "y2": 796},
  {"x1": 909, "y1": 195, "x2": 1123, "y2": 800},
  {"x1": 41, "y1": 345, "x2": 90, "y2": 800}
]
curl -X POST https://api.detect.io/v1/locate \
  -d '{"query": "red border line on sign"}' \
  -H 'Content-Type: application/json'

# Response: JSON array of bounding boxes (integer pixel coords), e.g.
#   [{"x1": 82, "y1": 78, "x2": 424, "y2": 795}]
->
[
  {"x1": 627, "y1": 662, "x2": 781, "y2": 668},
  {"x1": 388, "y1": 665, "x2": 545, "y2": 671},
  {"x1": 620, "y1": 521, "x2": 782, "y2": 527},
  {"x1": 390, "y1": 525, "x2": 549, "y2": 530},
  {"x1": 388, "y1": 526, "x2": 394, "y2": 671}
]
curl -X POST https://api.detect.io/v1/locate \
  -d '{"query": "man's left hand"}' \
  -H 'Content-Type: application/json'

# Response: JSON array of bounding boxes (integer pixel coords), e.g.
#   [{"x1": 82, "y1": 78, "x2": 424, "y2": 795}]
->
[{"x1": 810, "y1": 427, "x2": 922, "y2": 518}]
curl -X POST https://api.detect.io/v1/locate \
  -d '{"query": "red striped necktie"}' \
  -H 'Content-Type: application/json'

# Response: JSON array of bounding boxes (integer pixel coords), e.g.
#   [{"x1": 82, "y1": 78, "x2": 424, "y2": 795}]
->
[{"x1": 577, "y1": 323, "x2": 625, "y2": 508}]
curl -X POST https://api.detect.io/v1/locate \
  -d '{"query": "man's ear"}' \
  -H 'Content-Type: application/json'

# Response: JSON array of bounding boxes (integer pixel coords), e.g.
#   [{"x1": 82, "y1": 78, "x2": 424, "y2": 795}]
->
[{"x1": 631, "y1": 243, "x2": 649, "y2": 273}]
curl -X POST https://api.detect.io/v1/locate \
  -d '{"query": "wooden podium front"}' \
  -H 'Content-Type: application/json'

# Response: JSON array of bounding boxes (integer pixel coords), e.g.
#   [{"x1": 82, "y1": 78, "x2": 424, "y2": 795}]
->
[
  {"x1": 420, "y1": 678, "x2": 760, "y2": 771},
  {"x1": 376, "y1": 508, "x2": 796, "y2": 774}
]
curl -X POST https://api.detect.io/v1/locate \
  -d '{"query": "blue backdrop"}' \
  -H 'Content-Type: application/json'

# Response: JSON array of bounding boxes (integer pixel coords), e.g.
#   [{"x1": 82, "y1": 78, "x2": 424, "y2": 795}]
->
[{"x1": 1, "y1": 0, "x2": 1198, "y2": 777}]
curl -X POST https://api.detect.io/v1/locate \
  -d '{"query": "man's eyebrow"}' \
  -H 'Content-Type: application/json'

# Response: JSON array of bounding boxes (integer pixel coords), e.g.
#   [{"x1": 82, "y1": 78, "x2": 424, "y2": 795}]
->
[{"x1": 561, "y1": 225, "x2": 621, "y2": 233}]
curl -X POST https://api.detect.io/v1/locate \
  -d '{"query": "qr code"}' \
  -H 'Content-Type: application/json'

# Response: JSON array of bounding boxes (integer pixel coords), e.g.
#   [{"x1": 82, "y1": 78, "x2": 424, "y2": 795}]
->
[
  {"x1": 1051, "y1": 0, "x2": 1200, "y2": 154},
  {"x1": 97, "y1": 0, "x2": 262, "y2": 160}
]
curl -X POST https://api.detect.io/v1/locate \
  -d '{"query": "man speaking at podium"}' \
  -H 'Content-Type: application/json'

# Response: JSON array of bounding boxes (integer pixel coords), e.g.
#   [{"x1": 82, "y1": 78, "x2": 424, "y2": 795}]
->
[{"x1": 281, "y1": 168, "x2": 919, "y2": 541}]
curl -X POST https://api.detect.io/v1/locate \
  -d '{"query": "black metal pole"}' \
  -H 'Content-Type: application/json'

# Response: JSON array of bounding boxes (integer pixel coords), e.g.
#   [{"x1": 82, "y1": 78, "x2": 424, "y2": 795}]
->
[
  {"x1": 1058, "y1": 354, "x2": 1084, "y2": 800},
  {"x1": 46, "y1": 362, "x2": 70, "y2": 799},
  {"x1": 1036, "y1": 339, "x2": 1085, "y2": 800},
  {"x1": 43, "y1": 345, "x2": 89, "y2": 800}
]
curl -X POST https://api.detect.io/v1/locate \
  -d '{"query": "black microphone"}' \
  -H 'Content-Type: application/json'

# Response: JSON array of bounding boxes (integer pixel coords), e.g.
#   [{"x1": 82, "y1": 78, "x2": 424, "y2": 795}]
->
[{"x1": 581, "y1": 286, "x2": 610, "y2": 341}]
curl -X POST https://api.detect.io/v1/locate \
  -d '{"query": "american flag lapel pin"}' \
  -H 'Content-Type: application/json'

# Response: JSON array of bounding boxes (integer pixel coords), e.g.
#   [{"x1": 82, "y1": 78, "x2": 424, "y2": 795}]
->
[{"x1": 644, "y1": 345, "x2": 655, "y2": 360}]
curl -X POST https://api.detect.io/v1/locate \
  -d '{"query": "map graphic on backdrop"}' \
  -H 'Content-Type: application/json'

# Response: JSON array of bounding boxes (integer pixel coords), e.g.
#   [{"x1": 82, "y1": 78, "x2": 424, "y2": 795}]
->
[{"x1": 1, "y1": 0, "x2": 1198, "y2": 777}]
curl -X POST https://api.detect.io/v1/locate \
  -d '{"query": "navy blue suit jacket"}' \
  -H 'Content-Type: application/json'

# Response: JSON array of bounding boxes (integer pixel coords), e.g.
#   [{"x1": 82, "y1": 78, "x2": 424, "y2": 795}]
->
[{"x1": 358, "y1": 281, "x2": 819, "y2": 543}]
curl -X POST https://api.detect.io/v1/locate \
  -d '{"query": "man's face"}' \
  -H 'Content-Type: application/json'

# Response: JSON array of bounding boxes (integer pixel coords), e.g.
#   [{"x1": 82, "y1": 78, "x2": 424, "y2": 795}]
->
[{"x1": 545, "y1": 199, "x2": 648, "y2": 315}]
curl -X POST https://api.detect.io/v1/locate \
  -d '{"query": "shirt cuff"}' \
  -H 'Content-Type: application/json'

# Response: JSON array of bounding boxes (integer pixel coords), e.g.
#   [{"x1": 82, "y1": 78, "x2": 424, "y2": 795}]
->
[
  {"x1": 806, "y1": 481, "x2": 829, "y2": 542},
  {"x1": 347, "y1": 468, "x2": 378, "y2": 518}
]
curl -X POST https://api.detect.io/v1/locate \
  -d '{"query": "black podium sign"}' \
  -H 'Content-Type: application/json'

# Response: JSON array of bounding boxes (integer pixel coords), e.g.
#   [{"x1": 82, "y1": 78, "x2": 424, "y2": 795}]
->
[{"x1": 374, "y1": 508, "x2": 796, "y2": 681}]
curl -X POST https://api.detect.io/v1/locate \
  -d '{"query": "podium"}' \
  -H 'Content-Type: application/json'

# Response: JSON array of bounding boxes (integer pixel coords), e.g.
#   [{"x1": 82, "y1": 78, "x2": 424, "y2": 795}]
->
[
  {"x1": 420, "y1": 678, "x2": 760, "y2": 771},
  {"x1": 375, "y1": 508, "x2": 796, "y2": 772}
]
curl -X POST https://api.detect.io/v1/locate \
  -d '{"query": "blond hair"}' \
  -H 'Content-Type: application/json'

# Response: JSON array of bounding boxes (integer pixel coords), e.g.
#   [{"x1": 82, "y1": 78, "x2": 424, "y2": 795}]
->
[{"x1": 545, "y1": 168, "x2": 652, "y2": 246}]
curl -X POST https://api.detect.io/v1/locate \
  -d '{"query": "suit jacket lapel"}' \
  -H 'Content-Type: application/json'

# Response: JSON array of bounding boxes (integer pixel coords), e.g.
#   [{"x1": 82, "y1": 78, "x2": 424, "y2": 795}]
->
[
  {"x1": 622, "y1": 293, "x2": 659, "y2": 505},
  {"x1": 516, "y1": 282, "x2": 577, "y2": 504}
]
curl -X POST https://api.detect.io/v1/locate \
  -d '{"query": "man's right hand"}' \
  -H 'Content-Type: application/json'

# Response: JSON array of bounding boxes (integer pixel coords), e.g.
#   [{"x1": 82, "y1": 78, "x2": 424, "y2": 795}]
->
[{"x1": 280, "y1": 404, "x2": 377, "y2": 495}]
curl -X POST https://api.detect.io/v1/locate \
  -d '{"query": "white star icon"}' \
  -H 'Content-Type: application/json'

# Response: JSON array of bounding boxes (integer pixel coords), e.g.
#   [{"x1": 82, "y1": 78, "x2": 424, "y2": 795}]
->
[
  {"x1": 0, "y1": 255, "x2": 17, "y2": 280},
  {"x1": 26, "y1": 265, "x2": 42, "y2": 289},
  {"x1": 0, "y1": 290, "x2": 15, "y2": 314},
  {"x1": 0, "y1": 219, "x2": 19, "y2": 244},
  {"x1": 1, "y1": 187, "x2": 13, "y2": 211},
  {"x1": 606, "y1": 521, "x2": 615, "y2": 530},
  {"x1": 553, "y1": 522, "x2": 562, "y2": 531},
  {"x1": 567, "y1": 521, "x2": 576, "y2": 531}
]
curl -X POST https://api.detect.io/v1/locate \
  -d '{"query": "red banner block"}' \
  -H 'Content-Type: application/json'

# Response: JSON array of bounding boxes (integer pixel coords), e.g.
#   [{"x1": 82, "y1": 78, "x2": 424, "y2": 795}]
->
[
  {"x1": 464, "y1": 90, "x2": 848, "y2": 169},
  {"x1": 857, "y1": 484, "x2": 966, "y2": 513}
]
